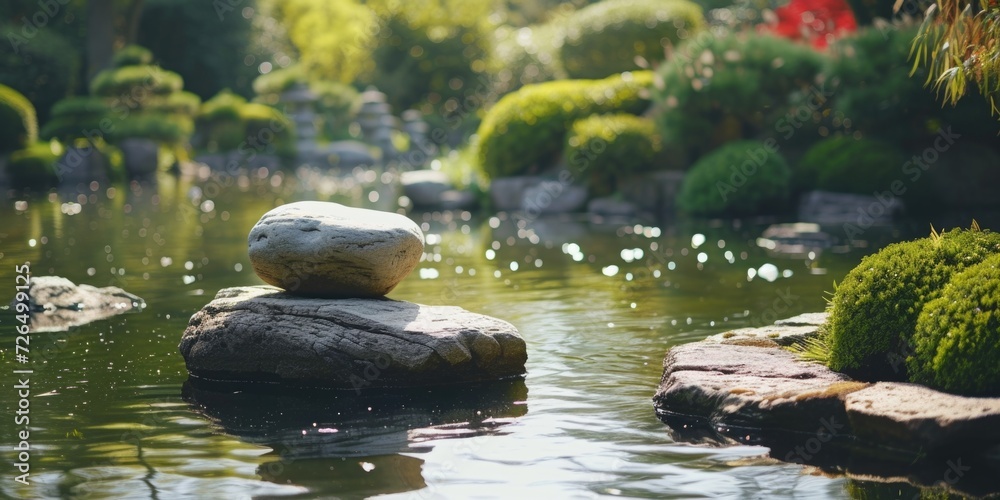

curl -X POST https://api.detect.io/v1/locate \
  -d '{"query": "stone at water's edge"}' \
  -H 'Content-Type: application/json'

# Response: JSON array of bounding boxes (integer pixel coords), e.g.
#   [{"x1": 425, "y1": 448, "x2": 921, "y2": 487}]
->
[
  {"x1": 248, "y1": 201, "x2": 424, "y2": 298},
  {"x1": 18, "y1": 276, "x2": 145, "y2": 332},
  {"x1": 179, "y1": 286, "x2": 527, "y2": 389},
  {"x1": 654, "y1": 312, "x2": 1000, "y2": 457}
]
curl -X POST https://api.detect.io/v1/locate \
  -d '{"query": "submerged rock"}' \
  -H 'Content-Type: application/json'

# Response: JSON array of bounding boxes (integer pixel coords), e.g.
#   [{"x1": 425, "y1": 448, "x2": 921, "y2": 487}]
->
[
  {"x1": 179, "y1": 286, "x2": 527, "y2": 389},
  {"x1": 247, "y1": 201, "x2": 424, "y2": 298},
  {"x1": 18, "y1": 276, "x2": 145, "y2": 332}
]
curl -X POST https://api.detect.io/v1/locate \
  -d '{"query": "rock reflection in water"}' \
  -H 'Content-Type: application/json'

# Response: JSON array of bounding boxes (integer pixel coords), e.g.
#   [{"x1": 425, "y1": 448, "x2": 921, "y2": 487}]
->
[{"x1": 182, "y1": 378, "x2": 528, "y2": 496}]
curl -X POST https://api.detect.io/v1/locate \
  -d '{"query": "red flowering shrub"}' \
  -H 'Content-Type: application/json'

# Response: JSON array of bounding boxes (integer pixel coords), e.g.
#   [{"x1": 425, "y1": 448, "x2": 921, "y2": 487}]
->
[{"x1": 764, "y1": 0, "x2": 857, "y2": 48}]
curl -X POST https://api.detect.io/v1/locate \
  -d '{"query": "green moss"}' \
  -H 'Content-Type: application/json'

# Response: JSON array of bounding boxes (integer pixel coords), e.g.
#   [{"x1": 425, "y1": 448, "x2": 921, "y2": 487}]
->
[
  {"x1": 477, "y1": 71, "x2": 653, "y2": 179},
  {"x1": 564, "y1": 113, "x2": 663, "y2": 196},
  {"x1": 826, "y1": 228, "x2": 1000, "y2": 379},
  {"x1": 795, "y1": 136, "x2": 907, "y2": 194},
  {"x1": 907, "y1": 254, "x2": 1000, "y2": 396},
  {"x1": 0, "y1": 84, "x2": 37, "y2": 154},
  {"x1": 7, "y1": 142, "x2": 58, "y2": 190},
  {"x1": 654, "y1": 33, "x2": 825, "y2": 163},
  {"x1": 676, "y1": 139, "x2": 791, "y2": 215},
  {"x1": 560, "y1": 0, "x2": 705, "y2": 79}
]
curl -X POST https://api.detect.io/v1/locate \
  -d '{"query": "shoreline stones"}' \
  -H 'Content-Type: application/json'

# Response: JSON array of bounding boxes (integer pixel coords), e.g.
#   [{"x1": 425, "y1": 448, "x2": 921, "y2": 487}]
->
[
  {"x1": 654, "y1": 312, "x2": 1000, "y2": 463},
  {"x1": 183, "y1": 201, "x2": 528, "y2": 389},
  {"x1": 248, "y1": 201, "x2": 424, "y2": 298}
]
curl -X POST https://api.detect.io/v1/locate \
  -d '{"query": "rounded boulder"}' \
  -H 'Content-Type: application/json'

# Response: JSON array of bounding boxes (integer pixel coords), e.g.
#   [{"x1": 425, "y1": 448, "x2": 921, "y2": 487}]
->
[{"x1": 248, "y1": 201, "x2": 424, "y2": 297}]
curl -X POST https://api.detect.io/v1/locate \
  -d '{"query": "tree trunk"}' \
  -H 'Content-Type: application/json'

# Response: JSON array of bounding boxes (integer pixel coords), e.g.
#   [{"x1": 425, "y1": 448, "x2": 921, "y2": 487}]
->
[{"x1": 86, "y1": 0, "x2": 115, "y2": 79}]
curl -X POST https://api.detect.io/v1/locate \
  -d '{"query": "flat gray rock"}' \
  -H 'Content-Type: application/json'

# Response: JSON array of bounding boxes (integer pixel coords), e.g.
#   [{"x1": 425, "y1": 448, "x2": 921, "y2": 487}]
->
[
  {"x1": 401, "y1": 170, "x2": 453, "y2": 208},
  {"x1": 20, "y1": 276, "x2": 145, "y2": 332},
  {"x1": 845, "y1": 382, "x2": 1000, "y2": 450},
  {"x1": 248, "y1": 201, "x2": 424, "y2": 298},
  {"x1": 179, "y1": 286, "x2": 527, "y2": 389},
  {"x1": 774, "y1": 312, "x2": 828, "y2": 327},
  {"x1": 655, "y1": 313, "x2": 1000, "y2": 458}
]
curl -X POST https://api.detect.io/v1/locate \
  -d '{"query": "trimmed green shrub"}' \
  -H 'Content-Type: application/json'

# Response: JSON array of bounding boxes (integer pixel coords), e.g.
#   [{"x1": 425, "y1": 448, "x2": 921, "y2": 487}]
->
[
  {"x1": 907, "y1": 254, "x2": 1000, "y2": 396},
  {"x1": 7, "y1": 142, "x2": 58, "y2": 190},
  {"x1": 564, "y1": 113, "x2": 663, "y2": 196},
  {"x1": 826, "y1": 25, "x2": 1000, "y2": 149},
  {"x1": 146, "y1": 91, "x2": 201, "y2": 116},
  {"x1": 89, "y1": 65, "x2": 184, "y2": 98},
  {"x1": 0, "y1": 84, "x2": 37, "y2": 154},
  {"x1": 39, "y1": 97, "x2": 110, "y2": 142},
  {"x1": 252, "y1": 65, "x2": 308, "y2": 97},
  {"x1": 795, "y1": 136, "x2": 906, "y2": 193},
  {"x1": 113, "y1": 45, "x2": 154, "y2": 68},
  {"x1": 477, "y1": 70, "x2": 653, "y2": 179},
  {"x1": 676, "y1": 139, "x2": 791, "y2": 215},
  {"x1": 560, "y1": 0, "x2": 705, "y2": 79},
  {"x1": 654, "y1": 33, "x2": 825, "y2": 163},
  {"x1": 199, "y1": 90, "x2": 247, "y2": 123},
  {"x1": 826, "y1": 228, "x2": 1000, "y2": 379},
  {"x1": 240, "y1": 103, "x2": 296, "y2": 159},
  {"x1": 109, "y1": 114, "x2": 190, "y2": 145}
]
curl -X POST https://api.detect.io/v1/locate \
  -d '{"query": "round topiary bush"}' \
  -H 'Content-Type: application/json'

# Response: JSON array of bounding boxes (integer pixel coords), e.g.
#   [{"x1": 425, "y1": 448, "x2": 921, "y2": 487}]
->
[
  {"x1": 564, "y1": 113, "x2": 663, "y2": 196},
  {"x1": 0, "y1": 84, "x2": 37, "y2": 154},
  {"x1": 477, "y1": 70, "x2": 653, "y2": 179},
  {"x1": 90, "y1": 65, "x2": 184, "y2": 99},
  {"x1": 676, "y1": 139, "x2": 791, "y2": 215},
  {"x1": 112, "y1": 45, "x2": 155, "y2": 68},
  {"x1": 7, "y1": 142, "x2": 58, "y2": 190},
  {"x1": 240, "y1": 103, "x2": 295, "y2": 159},
  {"x1": 560, "y1": 0, "x2": 705, "y2": 79},
  {"x1": 907, "y1": 254, "x2": 1000, "y2": 396},
  {"x1": 40, "y1": 97, "x2": 110, "y2": 142},
  {"x1": 795, "y1": 135, "x2": 906, "y2": 193},
  {"x1": 654, "y1": 32, "x2": 825, "y2": 163},
  {"x1": 826, "y1": 228, "x2": 1000, "y2": 379},
  {"x1": 109, "y1": 114, "x2": 190, "y2": 145}
]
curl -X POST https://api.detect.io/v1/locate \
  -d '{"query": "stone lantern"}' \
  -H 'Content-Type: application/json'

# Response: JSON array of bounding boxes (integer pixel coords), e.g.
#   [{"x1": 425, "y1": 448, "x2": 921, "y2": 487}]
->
[{"x1": 278, "y1": 83, "x2": 319, "y2": 159}]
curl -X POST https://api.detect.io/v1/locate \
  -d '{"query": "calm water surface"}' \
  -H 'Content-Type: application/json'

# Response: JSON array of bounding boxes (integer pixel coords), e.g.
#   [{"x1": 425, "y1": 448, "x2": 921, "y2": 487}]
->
[{"x1": 0, "y1": 168, "x2": 987, "y2": 499}]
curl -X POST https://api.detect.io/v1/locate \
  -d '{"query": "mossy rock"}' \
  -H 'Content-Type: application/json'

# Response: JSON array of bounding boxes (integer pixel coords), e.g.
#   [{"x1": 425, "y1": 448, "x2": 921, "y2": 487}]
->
[
  {"x1": 564, "y1": 113, "x2": 663, "y2": 196},
  {"x1": 676, "y1": 139, "x2": 791, "y2": 215},
  {"x1": 0, "y1": 84, "x2": 38, "y2": 154},
  {"x1": 560, "y1": 0, "x2": 705, "y2": 79},
  {"x1": 826, "y1": 228, "x2": 1000, "y2": 379},
  {"x1": 477, "y1": 71, "x2": 653, "y2": 179},
  {"x1": 907, "y1": 254, "x2": 1000, "y2": 396}
]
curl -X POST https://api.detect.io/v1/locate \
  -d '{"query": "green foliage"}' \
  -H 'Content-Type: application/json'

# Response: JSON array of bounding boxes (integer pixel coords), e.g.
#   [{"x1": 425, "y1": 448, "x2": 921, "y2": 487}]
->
[
  {"x1": 7, "y1": 142, "x2": 58, "y2": 190},
  {"x1": 826, "y1": 25, "x2": 1000, "y2": 148},
  {"x1": 113, "y1": 45, "x2": 154, "y2": 68},
  {"x1": 564, "y1": 113, "x2": 662, "y2": 196},
  {"x1": 280, "y1": 0, "x2": 376, "y2": 84},
  {"x1": 252, "y1": 65, "x2": 309, "y2": 97},
  {"x1": 39, "y1": 97, "x2": 110, "y2": 142},
  {"x1": 0, "y1": 24, "x2": 79, "y2": 123},
  {"x1": 0, "y1": 84, "x2": 37, "y2": 154},
  {"x1": 826, "y1": 228, "x2": 1000, "y2": 379},
  {"x1": 146, "y1": 91, "x2": 202, "y2": 116},
  {"x1": 89, "y1": 65, "x2": 185, "y2": 98},
  {"x1": 560, "y1": 0, "x2": 706, "y2": 79},
  {"x1": 312, "y1": 81, "x2": 360, "y2": 140},
  {"x1": 195, "y1": 91, "x2": 295, "y2": 157},
  {"x1": 676, "y1": 139, "x2": 791, "y2": 215},
  {"x1": 490, "y1": 23, "x2": 566, "y2": 95},
  {"x1": 109, "y1": 114, "x2": 191, "y2": 145},
  {"x1": 477, "y1": 71, "x2": 653, "y2": 179},
  {"x1": 654, "y1": 32, "x2": 825, "y2": 163},
  {"x1": 364, "y1": 0, "x2": 494, "y2": 114},
  {"x1": 795, "y1": 136, "x2": 906, "y2": 193},
  {"x1": 138, "y1": 0, "x2": 263, "y2": 98},
  {"x1": 908, "y1": 254, "x2": 1000, "y2": 396}
]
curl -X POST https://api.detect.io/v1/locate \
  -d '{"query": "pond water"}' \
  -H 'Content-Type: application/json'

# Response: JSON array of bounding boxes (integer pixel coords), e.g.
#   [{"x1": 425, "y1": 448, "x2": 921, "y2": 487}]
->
[{"x1": 0, "y1": 168, "x2": 992, "y2": 499}]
